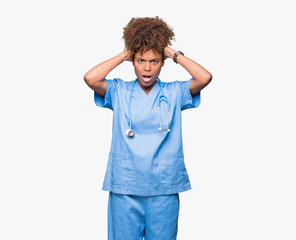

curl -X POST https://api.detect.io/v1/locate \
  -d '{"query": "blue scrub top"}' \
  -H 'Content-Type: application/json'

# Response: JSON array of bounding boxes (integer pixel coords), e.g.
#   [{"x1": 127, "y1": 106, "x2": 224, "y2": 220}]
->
[{"x1": 94, "y1": 78, "x2": 201, "y2": 196}]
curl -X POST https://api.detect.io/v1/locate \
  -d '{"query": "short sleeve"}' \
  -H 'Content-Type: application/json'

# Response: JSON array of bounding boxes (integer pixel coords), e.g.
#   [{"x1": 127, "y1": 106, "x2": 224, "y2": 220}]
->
[
  {"x1": 179, "y1": 78, "x2": 201, "y2": 111},
  {"x1": 94, "y1": 79, "x2": 116, "y2": 110}
]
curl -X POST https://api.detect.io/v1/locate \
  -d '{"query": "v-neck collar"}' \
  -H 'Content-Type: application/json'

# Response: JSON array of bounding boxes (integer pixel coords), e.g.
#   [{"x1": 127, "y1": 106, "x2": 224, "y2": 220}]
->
[{"x1": 136, "y1": 79, "x2": 160, "y2": 97}]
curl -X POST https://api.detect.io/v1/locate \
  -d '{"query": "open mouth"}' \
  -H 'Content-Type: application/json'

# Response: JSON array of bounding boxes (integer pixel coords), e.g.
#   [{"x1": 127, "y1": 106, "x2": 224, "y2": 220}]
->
[{"x1": 142, "y1": 75, "x2": 152, "y2": 83}]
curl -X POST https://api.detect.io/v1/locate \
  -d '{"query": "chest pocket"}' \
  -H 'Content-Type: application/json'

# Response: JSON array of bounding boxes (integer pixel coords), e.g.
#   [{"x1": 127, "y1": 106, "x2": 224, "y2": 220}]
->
[{"x1": 158, "y1": 99, "x2": 170, "y2": 131}]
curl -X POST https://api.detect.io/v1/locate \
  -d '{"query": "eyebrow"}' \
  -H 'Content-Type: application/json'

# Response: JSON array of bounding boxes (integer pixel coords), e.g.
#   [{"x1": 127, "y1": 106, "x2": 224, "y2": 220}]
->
[{"x1": 137, "y1": 58, "x2": 161, "y2": 61}]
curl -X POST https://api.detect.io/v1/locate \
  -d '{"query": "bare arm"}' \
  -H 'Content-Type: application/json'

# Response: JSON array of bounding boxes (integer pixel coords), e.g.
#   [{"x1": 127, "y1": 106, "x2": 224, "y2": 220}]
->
[
  {"x1": 164, "y1": 47, "x2": 212, "y2": 96},
  {"x1": 83, "y1": 50, "x2": 131, "y2": 96}
]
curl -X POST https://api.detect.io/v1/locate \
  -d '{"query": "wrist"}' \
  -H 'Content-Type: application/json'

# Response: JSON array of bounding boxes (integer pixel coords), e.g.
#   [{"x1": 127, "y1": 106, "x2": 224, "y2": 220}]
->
[
  {"x1": 118, "y1": 50, "x2": 130, "y2": 62},
  {"x1": 118, "y1": 53, "x2": 125, "y2": 62},
  {"x1": 173, "y1": 50, "x2": 184, "y2": 64}
]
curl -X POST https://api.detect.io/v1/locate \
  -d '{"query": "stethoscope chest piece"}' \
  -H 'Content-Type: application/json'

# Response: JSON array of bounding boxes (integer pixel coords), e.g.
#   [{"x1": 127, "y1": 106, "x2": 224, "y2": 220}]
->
[{"x1": 126, "y1": 129, "x2": 135, "y2": 138}]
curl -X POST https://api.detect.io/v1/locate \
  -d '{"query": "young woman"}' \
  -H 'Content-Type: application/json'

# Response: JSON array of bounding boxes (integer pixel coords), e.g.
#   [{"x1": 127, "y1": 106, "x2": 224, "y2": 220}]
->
[{"x1": 84, "y1": 16, "x2": 212, "y2": 240}]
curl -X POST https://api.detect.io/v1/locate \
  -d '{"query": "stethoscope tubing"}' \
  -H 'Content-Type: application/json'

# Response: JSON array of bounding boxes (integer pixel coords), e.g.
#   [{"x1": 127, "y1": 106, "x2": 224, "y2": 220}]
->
[{"x1": 127, "y1": 78, "x2": 170, "y2": 138}]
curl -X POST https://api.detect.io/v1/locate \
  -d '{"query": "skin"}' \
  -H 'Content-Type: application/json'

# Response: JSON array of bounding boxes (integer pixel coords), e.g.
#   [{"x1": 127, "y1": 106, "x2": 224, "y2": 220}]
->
[
  {"x1": 84, "y1": 46, "x2": 212, "y2": 97},
  {"x1": 133, "y1": 50, "x2": 164, "y2": 95}
]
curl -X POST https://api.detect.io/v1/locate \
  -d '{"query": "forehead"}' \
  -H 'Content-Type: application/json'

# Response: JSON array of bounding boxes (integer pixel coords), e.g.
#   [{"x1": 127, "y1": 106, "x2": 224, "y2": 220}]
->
[{"x1": 135, "y1": 50, "x2": 162, "y2": 59}]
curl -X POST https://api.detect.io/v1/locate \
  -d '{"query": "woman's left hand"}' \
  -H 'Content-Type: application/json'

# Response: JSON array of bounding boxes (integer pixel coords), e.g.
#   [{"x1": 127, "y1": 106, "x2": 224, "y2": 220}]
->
[{"x1": 164, "y1": 46, "x2": 177, "y2": 59}]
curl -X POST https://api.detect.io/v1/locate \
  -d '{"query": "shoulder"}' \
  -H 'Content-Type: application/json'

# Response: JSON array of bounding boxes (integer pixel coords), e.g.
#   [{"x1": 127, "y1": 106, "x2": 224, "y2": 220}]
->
[
  {"x1": 162, "y1": 79, "x2": 192, "y2": 91},
  {"x1": 161, "y1": 80, "x2": 177, "y2": 88},
  {"x1": 105, "y1": 78, "x2": 124, "y2": 85},
  {"x1": 105, "y1": 78, "x2": 131, "y2": 90}
]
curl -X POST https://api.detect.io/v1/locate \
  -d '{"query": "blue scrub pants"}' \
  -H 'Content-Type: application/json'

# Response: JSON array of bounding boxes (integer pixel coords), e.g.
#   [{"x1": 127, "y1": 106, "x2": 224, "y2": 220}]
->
[{"x1": 108, "y1": 191, "x2": 180, "y2": 240}]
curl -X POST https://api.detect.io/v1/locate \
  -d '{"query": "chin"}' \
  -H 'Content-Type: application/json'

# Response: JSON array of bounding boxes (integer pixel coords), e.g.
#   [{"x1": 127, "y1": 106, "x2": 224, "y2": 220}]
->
[{"x1": 141, "y1": 78, "x2": 157, "y2": 86}]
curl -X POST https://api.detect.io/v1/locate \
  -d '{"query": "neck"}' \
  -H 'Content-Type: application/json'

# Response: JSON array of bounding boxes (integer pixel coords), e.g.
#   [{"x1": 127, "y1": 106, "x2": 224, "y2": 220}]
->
[{"x1": 138, "y1": 79, "x2": 158, "y2": 95}]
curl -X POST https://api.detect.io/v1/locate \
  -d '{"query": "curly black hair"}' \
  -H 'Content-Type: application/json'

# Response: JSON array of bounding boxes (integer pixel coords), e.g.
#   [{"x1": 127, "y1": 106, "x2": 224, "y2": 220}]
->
[{"x1": 122, "y1": 16, "x2": 175, "y2": 60}]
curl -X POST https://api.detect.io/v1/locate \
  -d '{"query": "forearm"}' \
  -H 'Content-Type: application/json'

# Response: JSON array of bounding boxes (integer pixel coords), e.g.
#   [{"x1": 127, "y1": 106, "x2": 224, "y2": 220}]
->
[
  {"x1": 177, "y1": 55, "x2": 212, "y2": 83},
  {"x1": 164, "y1": 46, "x2": 212, "y2": 95},
  {"x1": 84, "y1": 51, "x2": 130, "y2": 86},
  {"x1": 165, "y1": 48, "x2": 212, "y2": 83}
]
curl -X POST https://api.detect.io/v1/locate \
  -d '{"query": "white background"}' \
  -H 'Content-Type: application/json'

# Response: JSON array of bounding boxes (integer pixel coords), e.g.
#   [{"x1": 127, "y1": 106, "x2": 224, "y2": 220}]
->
[{"x1": 1, "y1": 0, "x2": 295, "y2": 239}]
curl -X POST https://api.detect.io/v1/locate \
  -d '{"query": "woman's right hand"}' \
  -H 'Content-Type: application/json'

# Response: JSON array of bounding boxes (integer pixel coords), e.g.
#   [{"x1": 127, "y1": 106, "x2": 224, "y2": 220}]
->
[{"x1": 119, "y1": 50, "x2": 132, "y2": 62}]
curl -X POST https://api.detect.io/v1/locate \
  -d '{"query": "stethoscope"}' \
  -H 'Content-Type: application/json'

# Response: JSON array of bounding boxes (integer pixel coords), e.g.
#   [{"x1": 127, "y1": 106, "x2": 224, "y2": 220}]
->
[{"x1": 126, "y1": 78, "x2": 171, "y2": 138}]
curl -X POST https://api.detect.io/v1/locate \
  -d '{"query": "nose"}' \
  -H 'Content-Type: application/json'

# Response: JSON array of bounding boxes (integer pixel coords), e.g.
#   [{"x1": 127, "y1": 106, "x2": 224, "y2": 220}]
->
[{"x1": 144, "y1": 61, "x2": 151, "y2": 71}]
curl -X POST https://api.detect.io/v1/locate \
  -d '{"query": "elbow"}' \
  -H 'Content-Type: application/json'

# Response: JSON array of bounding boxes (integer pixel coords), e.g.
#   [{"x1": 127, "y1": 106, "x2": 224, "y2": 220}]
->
[
  {"x1": 200, "y1": 73, "x2": 212, "y2": 86},
  {"x1": 84, "y1": 73, "x2": 95, "y2": 87},
  {"x1": 84, "y1": 72, "x2": 105, "y2": 86},
  {"x1": 84, "y1": 73, "x2": 91, "y2": 84},
  {"x1": 207, "y1": 73, "x2": 213, "y2": 83}
]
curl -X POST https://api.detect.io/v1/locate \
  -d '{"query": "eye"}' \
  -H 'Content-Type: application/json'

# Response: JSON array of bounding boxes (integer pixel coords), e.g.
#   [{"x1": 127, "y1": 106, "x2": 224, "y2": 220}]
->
[
  {"x1": 152, "y1": 60, "x2": 159, "y2": 64},
  {"x1": 138, "y1": 59, "x2": 144, "y2": 63}
]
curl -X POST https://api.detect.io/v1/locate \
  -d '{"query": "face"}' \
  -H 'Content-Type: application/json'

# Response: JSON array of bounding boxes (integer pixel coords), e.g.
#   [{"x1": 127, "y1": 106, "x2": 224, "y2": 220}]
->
[{"x1": 133, "y1": 49, "x2": 164, "y2": 90}]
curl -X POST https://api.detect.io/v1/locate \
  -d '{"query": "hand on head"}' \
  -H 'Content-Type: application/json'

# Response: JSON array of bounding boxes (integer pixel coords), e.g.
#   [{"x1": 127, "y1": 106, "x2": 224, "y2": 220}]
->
[
  {"x1": 119, "y1": 50, "x2": 133, "y2": 62},
  {"x1": 164, "y1": 46, "x2": 177, "y2": 60}
]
